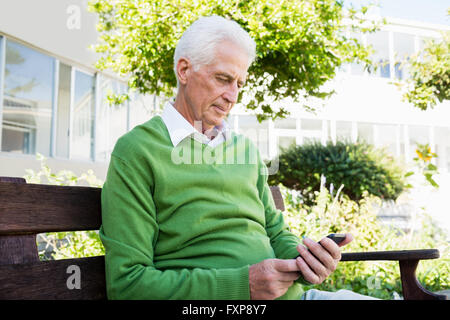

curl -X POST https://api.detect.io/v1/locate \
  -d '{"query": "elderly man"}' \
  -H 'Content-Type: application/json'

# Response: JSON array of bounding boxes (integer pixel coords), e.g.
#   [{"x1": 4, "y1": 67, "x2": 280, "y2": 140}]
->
[{"x1": 100, "y1": 15, "x2": 375, "y2": 300}]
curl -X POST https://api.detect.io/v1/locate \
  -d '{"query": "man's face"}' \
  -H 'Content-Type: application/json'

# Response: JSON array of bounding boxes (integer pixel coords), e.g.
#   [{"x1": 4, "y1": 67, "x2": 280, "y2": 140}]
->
[{"x1": 180, "y1": 41, "x2": 249, "y2": 132}]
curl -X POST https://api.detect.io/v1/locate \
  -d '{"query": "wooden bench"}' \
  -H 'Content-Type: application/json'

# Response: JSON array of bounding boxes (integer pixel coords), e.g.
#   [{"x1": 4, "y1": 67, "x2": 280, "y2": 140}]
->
[{"x1": 0, "y1": 176, "x2": 446, "y2": 300}]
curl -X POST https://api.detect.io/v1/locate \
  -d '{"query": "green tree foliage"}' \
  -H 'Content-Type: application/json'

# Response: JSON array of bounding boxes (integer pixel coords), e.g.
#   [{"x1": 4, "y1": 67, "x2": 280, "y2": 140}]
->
[
  {"x1": 397, "y1": 12, "x2": 450, "y2": 110},
  {"x1": 88, "y1": 0, "x2": 379, "y2": 120},
  {"x1": 268, "y1": 140, "x2": 407, "y2": 205}
]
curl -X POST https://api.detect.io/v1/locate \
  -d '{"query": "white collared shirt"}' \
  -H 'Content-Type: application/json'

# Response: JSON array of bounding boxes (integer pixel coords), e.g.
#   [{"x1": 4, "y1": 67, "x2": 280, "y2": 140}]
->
[{"x1": 160, "y1": 101, "x2": 230, "y2": 148}]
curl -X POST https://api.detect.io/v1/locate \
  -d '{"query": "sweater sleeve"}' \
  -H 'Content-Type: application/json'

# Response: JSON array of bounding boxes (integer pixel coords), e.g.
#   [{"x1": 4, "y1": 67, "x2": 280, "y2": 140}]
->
[
  {"x1": 256, "y1": 151, "x2": 303, "y2": 260},
  {"x1": 255, "y1": 151, "x2": 311, "y2": 287},
  {"x1": 100, "y1": 153, "x2": 250, "y2": 300}
]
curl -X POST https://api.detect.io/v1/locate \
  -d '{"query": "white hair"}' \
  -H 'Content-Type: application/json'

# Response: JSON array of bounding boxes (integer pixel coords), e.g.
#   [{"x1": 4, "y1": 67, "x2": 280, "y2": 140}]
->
[{"x1": 173, "y1": 16, "x2": 256, "y2": 86}]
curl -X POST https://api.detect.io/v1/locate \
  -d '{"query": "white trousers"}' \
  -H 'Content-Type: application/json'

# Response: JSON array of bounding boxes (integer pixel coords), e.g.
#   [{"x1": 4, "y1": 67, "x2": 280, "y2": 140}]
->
[{"x1": 301, "y1": 289, "x2": 379, "y2": 300}]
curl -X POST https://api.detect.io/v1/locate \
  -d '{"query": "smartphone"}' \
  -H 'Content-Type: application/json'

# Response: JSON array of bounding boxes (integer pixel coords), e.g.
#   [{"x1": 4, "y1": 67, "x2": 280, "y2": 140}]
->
[
  {"x1": 295, "y1": 233, "x2": 347, "y2": 259},
  {"x1": 325, "y1": 233, "x2": 346, "y2": 245}
]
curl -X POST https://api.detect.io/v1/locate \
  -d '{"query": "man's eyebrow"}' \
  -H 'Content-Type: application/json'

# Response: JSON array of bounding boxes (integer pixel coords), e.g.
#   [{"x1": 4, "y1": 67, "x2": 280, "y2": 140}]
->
[
  {"x1": 216, "y1": 72, "x2": 246, "y2": 86},
  {"x1": 216, "y1": 72, "x2": 233, "y2": 79}
]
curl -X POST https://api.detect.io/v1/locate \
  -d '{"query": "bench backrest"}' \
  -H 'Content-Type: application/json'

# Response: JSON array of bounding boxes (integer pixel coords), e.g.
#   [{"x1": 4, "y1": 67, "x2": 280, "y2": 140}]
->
[{"x1": 0, "y1": 176, "x2": 285, "y2": 300}]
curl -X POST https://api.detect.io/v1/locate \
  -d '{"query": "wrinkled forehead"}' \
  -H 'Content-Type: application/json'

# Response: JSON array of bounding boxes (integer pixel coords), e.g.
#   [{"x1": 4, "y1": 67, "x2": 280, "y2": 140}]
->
[{"x1": 208, "y1": 41, "x2": 250, "y2": 78}]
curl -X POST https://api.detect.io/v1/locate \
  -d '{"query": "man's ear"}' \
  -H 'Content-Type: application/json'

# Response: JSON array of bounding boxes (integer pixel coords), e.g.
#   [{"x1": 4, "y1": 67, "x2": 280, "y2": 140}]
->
[{"x1": 176, "y1": 57, "x2": 191, "y2": 85}]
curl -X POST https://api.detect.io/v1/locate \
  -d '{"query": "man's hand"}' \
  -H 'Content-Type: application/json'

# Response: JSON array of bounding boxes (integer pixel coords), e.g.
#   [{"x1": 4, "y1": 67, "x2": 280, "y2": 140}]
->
[
  {"x1": 249, "y1": 259, "x2": 301, "y2": 300},
  {"x1": 295, "y1": 233, "x2": 353, "y2": 285}
]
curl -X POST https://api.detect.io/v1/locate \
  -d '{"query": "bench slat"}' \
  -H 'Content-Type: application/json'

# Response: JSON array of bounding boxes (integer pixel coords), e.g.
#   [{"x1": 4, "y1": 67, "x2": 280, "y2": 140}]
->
[
  {"x1": 0, "y1": 182, "x2": 101, "y2": 234},
  {"x1": 0, "y1": 256, "x2": 106, "y2": 300}
]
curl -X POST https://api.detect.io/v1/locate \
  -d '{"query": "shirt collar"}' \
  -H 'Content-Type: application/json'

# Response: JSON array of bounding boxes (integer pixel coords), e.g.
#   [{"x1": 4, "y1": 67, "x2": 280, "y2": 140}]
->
[{"x1": 160, "y1": 101, "x2": 230, "y2": 147}]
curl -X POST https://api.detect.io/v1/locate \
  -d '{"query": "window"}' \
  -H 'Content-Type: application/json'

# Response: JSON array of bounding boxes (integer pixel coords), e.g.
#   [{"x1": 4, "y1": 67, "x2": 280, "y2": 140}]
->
[
  {"x1": 278, "y1": 136, "x2": 296, "y2": 153},
  {"x1": 408, "y1": 125, "x2": 430, "y2": 160},
  {"x1": 348, "y1": 32, "x2": 365, "y2": 76},
  {"x1": 96, "y1": 76, "x2": 128, "y2": 161},
  {"x1": 376, "y1": 124, "x2": 400, "y2": 156},
  {"x1": 274, "y1": 117, "x2": 296, "y2": 130},
  {"x1": 301, "y1": 119, "x2": 322, "y2": 131},
  {"x1": 55, "y1": 63, "x2": 71, "y2": 158},
  {"x1": 1, "y1": 40, "x2": 54, "y2": 155},
  {"x1": 393, "y1": 32, "x2": 415, "y2": 79},
  {"x1": 128, "y1": 92, "x2": 157, "y2": 129},
  {"x1": 357, "y1": 122, "x2": 374, "y2": 144},
  {"x1": 300, "y1": 119, "x2": 323, "y2": 144},
  {"x1": 366, "y1": 31, "x2": 390, "y2": 78},
  {"x1": 71, "y1": 70, "x2": 95, "y2": 160},
  {"x1": 336, "y1": 121, "x2": 352, "y2": 141},
  {"x1": 434, "y1": 127, "x2": 450, "y2": 171},
  {"x1": 237, "y1": 115, "x2": 269, "y2": 159}
]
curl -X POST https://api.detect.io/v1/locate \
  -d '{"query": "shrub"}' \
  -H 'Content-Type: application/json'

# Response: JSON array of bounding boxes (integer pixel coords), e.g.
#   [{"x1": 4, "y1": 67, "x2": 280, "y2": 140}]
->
[
  {"x1": 268, "y1": 139, "x2": 407, "y2": 205},
  {"x1": 281, "y1": 183, "x2": 449, "y2": 299}
]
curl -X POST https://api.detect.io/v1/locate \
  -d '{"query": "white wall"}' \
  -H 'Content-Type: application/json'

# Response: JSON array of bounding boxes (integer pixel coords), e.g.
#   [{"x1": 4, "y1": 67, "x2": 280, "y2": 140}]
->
[
  {"x1": 0, "y1": 0, "x2": 99, "y2": 70},
  {"x1": 0, "y1": 151, "x2": 108, "y2": 182}
]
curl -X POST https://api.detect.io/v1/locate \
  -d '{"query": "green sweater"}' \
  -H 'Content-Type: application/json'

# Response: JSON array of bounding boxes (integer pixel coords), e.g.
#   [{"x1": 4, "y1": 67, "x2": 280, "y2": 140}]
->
[{"x1": 100, "y1": 115, "x2": 304, "y2": 300}]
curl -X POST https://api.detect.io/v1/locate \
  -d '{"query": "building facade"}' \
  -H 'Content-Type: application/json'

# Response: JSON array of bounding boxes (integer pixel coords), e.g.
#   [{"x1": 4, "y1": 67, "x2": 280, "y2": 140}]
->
[{"x1": 0, "y1": 1, "x2": 449, "y2": 188}]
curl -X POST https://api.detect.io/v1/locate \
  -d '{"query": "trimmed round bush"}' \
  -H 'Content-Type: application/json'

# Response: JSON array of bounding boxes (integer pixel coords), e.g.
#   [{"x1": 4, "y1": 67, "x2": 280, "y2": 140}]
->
[{"x1": 267, "y1": 139, "x2": 407, "y2": 205}]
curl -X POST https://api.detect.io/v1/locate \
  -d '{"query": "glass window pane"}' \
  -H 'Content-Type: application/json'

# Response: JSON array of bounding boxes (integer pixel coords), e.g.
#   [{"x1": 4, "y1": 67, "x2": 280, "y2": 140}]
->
[
  {"x1": 278, "y1": 136, "x2": 296, "y2": 153},
  {"x1": 1, "y1": 40, "x2": 54, "y2": 155},
  {"x1": 71, "y1": 70, "x2": 95, "y2": 160},
  {"x1": 96, "y1": 76, "x2": 128, "y2": 161},
  {"x1": 393, "y1": 33, "x2": 415, "y2": 79},
  {"x1": 301, "y1": 119, "x2": 322, "y2": 131},
  {"x1": 109, "y1": 82, "x2": 128, "y2": 146},
  {"x1": 274, "y1": 117, "x2": 296, "y2": 129},
  {"x1": 434, "y1": 127, "x2": 450, "y2": 171},
  {"x1": 408, "y1": 125, "x2": 429, "y2": 160},
  {"x1": 376, "y1": 124, "x2": 399, "y2": 156},
  {"x1": 367, "y1": 31, "x2": 390, "y2": 78},
  {"x1": 128, "y1": 93, "x2": 157, "y2": 129},
  {"x1": 55, "y1": 63, "x2": 71, "y2": 158},
  {"x1": 336, "y1": 121, "x2": 352, "y2": 141},
  {"x1": 237, "y1": 115, "x2": 269, "y2": 159},
  {"x1": 357, "y1": 122, "x2": 374, "y2": 144},
  {"x1": 348, "y1": 32, "x2": 365, "y2": 76}
]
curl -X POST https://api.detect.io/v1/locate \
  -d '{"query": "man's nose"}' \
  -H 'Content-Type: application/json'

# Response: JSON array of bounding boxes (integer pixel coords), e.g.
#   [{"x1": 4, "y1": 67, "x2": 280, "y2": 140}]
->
[{"x1": 223, "y1": 83, "x2": 239, "y2": 105}]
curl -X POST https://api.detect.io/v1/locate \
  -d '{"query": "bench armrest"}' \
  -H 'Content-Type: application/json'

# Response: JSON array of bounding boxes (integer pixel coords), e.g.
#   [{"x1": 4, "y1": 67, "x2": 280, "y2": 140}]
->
[
  {"x1": 341, "y1": 249, "x2": 440, "y2": 261},
  {"x1": 340, "y1": 249, "x2": 446, "y2": 300}
]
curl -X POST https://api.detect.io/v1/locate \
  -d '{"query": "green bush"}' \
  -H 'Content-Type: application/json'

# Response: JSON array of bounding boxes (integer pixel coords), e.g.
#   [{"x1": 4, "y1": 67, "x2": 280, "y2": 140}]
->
[
  {"x1": 268, "y1": 139, "x2": 407, "y2": 205},
  {"x1": 280, "y1": 183, "x2": 449, "y2": 299}
]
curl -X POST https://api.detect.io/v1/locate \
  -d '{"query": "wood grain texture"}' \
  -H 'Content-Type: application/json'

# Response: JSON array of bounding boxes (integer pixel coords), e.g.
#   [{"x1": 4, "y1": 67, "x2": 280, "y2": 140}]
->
[
  {"x1": 0, "y1": 234, "x2": 39, "y2": 265},
  {"x1": 269, "y1": 186, "x2": 285, "y2": 212},
  {"x1": 399, "y1": 260, "x2": 447, "y2": 300},
  {"x1": 0, "y1": 181, "x2": 101, "y2": 234},
  {"x1": 341, "y1": 249, "x2": 440, "y2": 261},
  {"x1": 0, "y1": 256, "x2": 106, "y2": 300}
]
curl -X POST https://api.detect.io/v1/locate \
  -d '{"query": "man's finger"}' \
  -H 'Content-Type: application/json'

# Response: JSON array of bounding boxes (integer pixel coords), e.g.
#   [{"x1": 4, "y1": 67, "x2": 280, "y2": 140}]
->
[
  {"x1": 319, "y1": 237, "x2": 341, "y2": 260},
  {"x1": 338, "y1": 233, "x2": 354, "y2": 247},
  {"x1": 273, "y1": 258, "x2": 301, "y2": 273},
  {"x1": 295, "y1": 256, "x2": 319, "y2": 284},
  {"x1": 297, "y1": 241, "x2": 329, "y2": 277},
  {"x1": 278, "y1": 272, "x2": 301, "y2": 282},
  {"x1": 302, "y1": 237, "x2": 335, "y2": 271}
]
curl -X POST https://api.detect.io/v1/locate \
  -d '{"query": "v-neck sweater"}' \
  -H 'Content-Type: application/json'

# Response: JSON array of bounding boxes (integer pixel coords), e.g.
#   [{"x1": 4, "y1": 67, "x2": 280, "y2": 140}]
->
[{"x1": 100, "y1": 115, "x2": 304, "y2": 300}]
